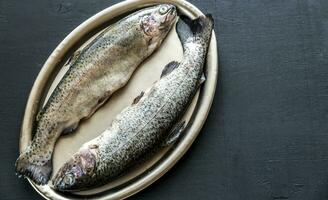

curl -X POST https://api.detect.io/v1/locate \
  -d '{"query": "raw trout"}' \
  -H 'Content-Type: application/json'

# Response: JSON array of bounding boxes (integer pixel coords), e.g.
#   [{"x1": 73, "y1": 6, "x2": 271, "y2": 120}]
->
[
  {"x1": 52, "y1": 14, "x2": 214, "y2": 191},
  {"x1": 15, "y1": 4, "x2": 177, "y2": 185}
]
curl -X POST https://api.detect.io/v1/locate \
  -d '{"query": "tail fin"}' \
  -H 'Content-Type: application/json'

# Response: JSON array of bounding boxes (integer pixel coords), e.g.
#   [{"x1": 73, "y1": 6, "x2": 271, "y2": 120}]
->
[
  {"x1": 176, "y1": 14, "x2": 214, "y2": 48},
  {"x1": 15, "y1": 151, "x2": 52, "y2": 185}
]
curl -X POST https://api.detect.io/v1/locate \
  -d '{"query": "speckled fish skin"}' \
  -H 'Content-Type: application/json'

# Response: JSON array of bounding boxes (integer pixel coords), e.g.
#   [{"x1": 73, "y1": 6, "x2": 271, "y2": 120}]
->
[
  {"x1": 52, "y1": 14, "x2": 214, "y2": 191},
  {"x1": 15, "y1": 4, "x2": 177, "y2": 185}
]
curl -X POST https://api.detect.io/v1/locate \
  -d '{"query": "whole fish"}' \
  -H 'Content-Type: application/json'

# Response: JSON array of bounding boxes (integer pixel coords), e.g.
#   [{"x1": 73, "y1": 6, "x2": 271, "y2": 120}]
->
[
  {"x1": 15, "y1": 4, "x2": 177, "y2": 185},
  {"x1": 52, "y1": 14, "x2": 214, "y2": 191}
]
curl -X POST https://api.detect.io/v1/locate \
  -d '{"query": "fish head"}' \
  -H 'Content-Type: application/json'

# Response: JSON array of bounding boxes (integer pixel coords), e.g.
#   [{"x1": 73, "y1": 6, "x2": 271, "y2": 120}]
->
[
  {"x1": 140, "y1": 4, "x2": 177, "y2": 46},
  {"x1": 52, "y1": 148, "x2": 96, "y2": 191}
]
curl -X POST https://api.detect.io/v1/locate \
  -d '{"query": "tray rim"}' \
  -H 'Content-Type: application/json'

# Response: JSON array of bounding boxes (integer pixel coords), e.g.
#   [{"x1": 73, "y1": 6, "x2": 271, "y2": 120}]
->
[{"x1": 19, "y1": 0, "x2": 218, "y2": 199}]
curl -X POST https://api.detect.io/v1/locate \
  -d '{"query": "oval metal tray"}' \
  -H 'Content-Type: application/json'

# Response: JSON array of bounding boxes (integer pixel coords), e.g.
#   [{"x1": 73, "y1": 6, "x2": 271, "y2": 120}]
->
[{"x1": 19, "y1": 0, "x2": 218, "y2": 199}]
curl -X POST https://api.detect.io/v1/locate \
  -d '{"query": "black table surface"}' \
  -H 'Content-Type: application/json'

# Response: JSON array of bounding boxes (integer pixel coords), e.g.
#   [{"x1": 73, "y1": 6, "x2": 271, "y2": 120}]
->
[{"x1": 1, "y1": 0, "x2": 328, "y2": 199}]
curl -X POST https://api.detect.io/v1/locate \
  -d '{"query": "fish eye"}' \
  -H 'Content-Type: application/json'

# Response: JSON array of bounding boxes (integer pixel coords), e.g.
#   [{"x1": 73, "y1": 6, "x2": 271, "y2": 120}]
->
[
  {"x1": 142, "y1": 15, "x2": 149, "y2": 21},
  {"x1": 159, "y1": 6, "x2": 169, "y2": 15},
  {"x1": 63, "y1": 173, "x2": 74, "y2": 185}
]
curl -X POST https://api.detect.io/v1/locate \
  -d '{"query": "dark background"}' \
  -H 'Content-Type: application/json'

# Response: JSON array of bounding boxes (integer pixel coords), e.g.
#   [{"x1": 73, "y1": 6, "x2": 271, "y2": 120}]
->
[{"x1": 1, "y1": 0, "x2": 328, "y2": 199}]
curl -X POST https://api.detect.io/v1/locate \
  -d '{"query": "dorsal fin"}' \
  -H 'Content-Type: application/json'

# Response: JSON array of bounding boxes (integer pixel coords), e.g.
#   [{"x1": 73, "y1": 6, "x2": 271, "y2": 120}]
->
[{"x1": 160, "y1": 61, "x2": 179, "y2": 78}]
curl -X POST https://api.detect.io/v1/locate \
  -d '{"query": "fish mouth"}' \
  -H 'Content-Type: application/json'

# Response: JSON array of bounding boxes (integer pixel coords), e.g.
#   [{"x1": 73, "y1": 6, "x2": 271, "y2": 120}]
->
[
  {"x1": 165, "y1": 6, "x2": 177, "y2": 22},
  {"x1": 51, "y1": 170, "x2": 68, "y2": 190}
]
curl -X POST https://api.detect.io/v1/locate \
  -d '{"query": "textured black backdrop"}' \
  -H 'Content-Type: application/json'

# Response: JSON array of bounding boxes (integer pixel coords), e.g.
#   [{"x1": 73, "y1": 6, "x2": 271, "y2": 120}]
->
[{"x1": 1, "y1": 0, "x2": 328, "y2": 200}]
